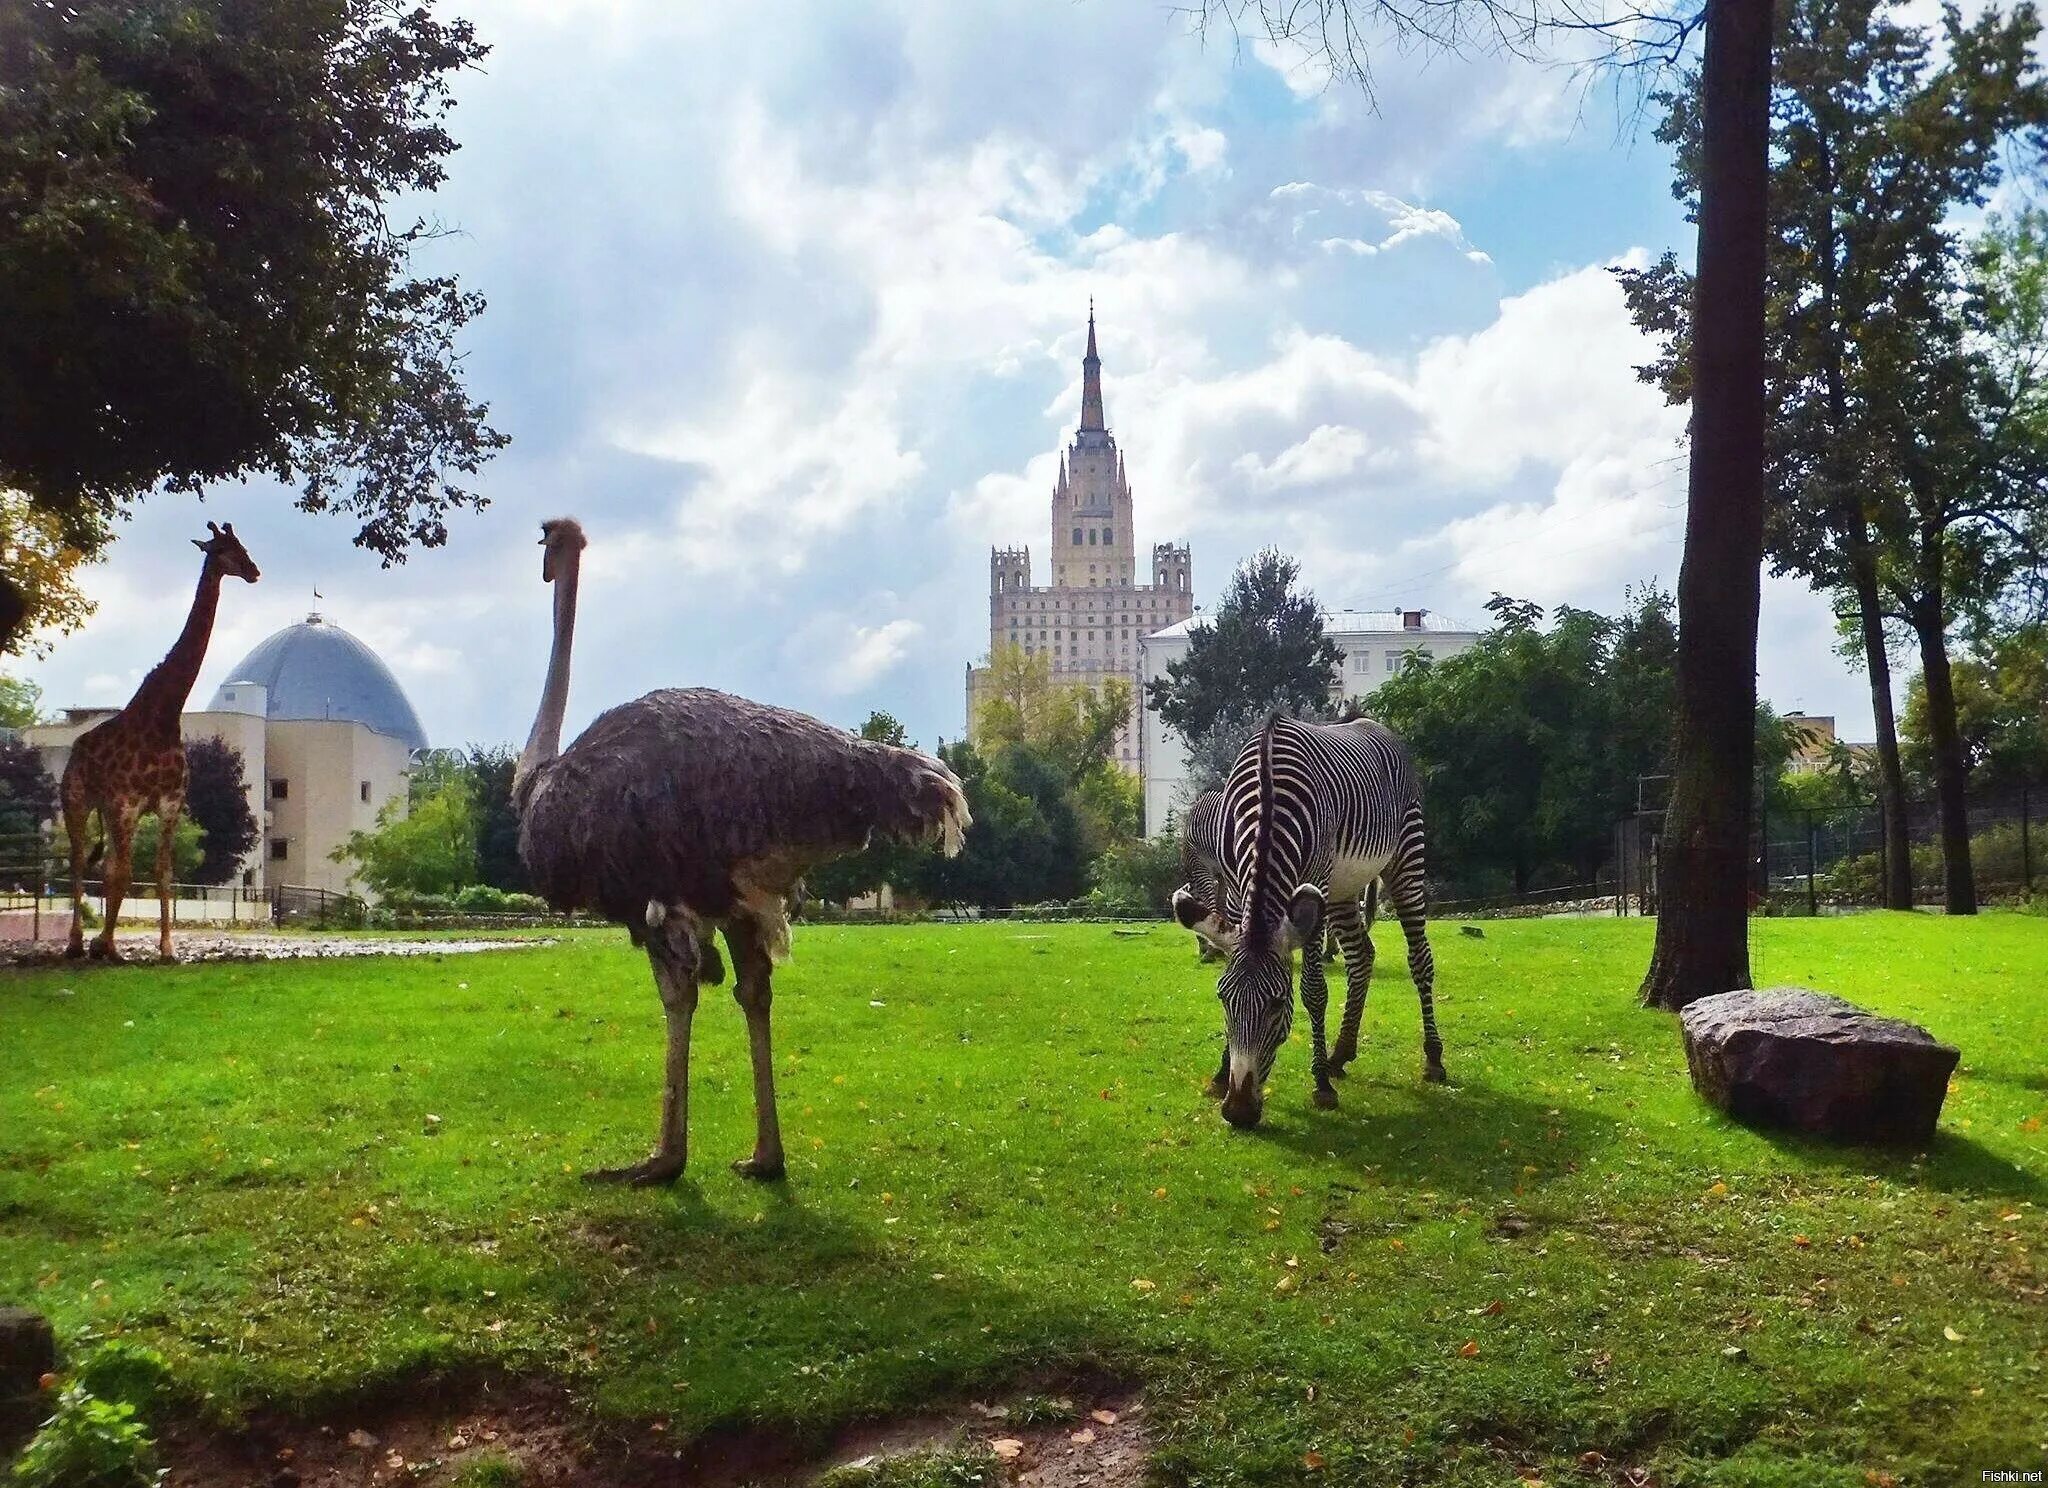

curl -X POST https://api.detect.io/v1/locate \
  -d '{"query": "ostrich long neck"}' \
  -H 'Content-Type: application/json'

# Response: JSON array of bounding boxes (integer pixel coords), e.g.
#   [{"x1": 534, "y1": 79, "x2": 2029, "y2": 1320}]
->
[{"x1": 518, "y1": 547, "x2": 580, "y2": 789}]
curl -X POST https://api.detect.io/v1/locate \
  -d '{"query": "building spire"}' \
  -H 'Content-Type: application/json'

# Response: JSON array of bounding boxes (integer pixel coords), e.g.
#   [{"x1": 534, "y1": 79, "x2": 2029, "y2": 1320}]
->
[{"x1": 1079, "y1": 299, "x2": 1105, "y2": 433}]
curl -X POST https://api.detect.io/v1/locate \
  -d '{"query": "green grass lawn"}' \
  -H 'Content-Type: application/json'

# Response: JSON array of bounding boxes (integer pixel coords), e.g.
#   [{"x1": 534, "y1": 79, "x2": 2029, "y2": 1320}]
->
[{"x1": 2, "y1": 916, "x2": 2044, "y2": 1485}]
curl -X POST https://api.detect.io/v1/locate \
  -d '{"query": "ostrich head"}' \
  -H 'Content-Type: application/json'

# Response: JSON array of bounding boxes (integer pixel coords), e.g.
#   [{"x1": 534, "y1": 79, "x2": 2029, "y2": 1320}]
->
[
  {"x1": 539, "y1": 517, "x2": 587, "y2": 582},
  {"x1": 519, "y1": 517, "x2": 590, "y2": 796}
]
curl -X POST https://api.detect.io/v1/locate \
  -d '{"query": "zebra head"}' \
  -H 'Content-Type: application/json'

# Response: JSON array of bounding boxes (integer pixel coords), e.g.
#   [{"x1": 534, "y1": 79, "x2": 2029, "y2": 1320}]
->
[{"x1": 1217, "y1": 882, "x2": 1324, "y2": 1127}]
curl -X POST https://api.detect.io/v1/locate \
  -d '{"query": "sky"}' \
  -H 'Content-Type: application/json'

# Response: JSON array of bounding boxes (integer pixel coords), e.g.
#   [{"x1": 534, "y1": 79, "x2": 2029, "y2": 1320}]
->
[{"x1": 20, "y1": 0, "x2": 1889, "y2": 752}]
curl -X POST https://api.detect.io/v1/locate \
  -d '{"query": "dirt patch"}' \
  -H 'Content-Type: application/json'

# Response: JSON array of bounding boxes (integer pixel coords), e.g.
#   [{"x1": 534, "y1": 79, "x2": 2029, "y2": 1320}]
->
[
  {"x1": 157, "y1": 1375, "x2": 1150, "y2": 1488},
  {"x1": 0, "y1": 928, "x2": 551, "y2": 966}
]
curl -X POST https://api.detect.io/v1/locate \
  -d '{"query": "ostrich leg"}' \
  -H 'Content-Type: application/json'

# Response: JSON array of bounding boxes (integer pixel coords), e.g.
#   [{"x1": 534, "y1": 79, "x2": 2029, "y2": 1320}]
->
[
  {"x1": 724, "y1": 915, "x2": 786, "y2": 1180},
  {"x1": 586, "y1": 911, "x2": 700, "y2": 1185}
]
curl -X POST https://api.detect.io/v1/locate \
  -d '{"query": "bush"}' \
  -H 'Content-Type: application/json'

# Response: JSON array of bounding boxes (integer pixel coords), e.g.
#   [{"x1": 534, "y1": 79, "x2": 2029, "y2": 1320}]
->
[
  {"x1": 454, "y1": 883, "x2": 510, "y2": 913},
  {"x1": 8, "y1": 1384, "x2": 163, "y2": 1488},
  {"x1": 73, "y1": 1344, "x2": 172, "y2": 1415}
]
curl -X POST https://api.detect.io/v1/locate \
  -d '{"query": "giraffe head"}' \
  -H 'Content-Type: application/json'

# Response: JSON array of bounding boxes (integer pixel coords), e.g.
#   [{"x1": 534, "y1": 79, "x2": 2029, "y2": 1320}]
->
[
  {"x1": 192, "y1": 521, "x2": 261, "y2": 583},
  {"x1": 538, "y1": 517, "x2": 587, "y2": 582}
]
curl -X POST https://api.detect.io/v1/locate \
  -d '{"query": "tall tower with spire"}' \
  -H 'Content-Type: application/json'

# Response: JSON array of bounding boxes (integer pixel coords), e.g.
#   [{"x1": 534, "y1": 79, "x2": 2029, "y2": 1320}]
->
[{"x1": 970, "y1": 307, "x2": 1195, "y2": 773}]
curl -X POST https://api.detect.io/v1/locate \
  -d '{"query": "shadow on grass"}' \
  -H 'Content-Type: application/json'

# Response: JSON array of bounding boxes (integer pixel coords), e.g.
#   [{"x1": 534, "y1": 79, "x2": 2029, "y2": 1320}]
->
[
  {"x1": 1238, "y1": 1072, "x2": 1621, "y2": 1199},
  {"x1": 1747, "y1": 1124, "x2": 2048, "y2": 1202},
  {"x1": 537, "y1": 1186, "x2": 1118, "y2": 1427}
]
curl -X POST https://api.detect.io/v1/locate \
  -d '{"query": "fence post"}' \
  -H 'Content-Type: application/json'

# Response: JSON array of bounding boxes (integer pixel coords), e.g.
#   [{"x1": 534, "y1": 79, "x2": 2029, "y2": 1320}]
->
[{"x1": 1806, "y1": 813, "x2": 1818, "y2": 917}]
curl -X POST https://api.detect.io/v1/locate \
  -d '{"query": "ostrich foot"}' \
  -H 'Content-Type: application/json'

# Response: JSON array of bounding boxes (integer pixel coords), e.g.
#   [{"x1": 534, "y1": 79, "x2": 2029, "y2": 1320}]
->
[
  {"x1": 731, "y1": 1153, "x2": 785, "y2": 1182},
  {"x1": 1312, "y1": 1085, "x2": 1339, "y2": 1110},
  {"x1": 1423, "y1": 1061, "x2": 1449, "y2": 1085},
  {"x1": 582, "y1": 1153, "x2": 685, "y2": 1186}
]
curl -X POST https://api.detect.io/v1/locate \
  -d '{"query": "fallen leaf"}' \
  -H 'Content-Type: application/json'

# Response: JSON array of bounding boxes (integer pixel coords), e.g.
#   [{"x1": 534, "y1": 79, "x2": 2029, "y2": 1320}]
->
[
  {"x1": 1275, "y1": 1273, "x2": 1299, "y2": 1294},
  {"x1": 346, "y1": 1429, "x2": 378, "y2": 1450},
  {"x1": 1482, "y1": 1299, "x2": 1505, "y2": 1316},
  {"x1": 1069, "y1": 1427, "x2": 1097, "y2": 1445},
  {"x1": 1091, "y1": 1409, "x2": 1119, "y2": 1426},
  {"x1": 1943, "y1": 1325, "x2": 1965, "y2": 1342},
  {"x1": 1458, "y1": 1340, "x2": 1481, "y2": 1358},
  {"x1": 1792, "y1": 1235, "x2": 1812, "y2": 1248},
  {"x1": 1304, "y1": 1450, "x2": 1326, "y2": 1470},
  {"x1": 1130, "y1": 1278, "x2": 1156, "y2": 1292},
  {"x1": 990, "y1": 1438, "x2": 1024, "y2": 1460}
]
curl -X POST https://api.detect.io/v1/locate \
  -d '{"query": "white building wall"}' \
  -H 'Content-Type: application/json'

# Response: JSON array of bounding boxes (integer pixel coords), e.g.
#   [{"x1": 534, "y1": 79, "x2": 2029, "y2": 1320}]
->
[
  {"x1": 1139, "y1": 611, "x2": 1482, "y2": 837},
  {"x1": 261, "y1": 721, "x2": 411, "y2": 897}
]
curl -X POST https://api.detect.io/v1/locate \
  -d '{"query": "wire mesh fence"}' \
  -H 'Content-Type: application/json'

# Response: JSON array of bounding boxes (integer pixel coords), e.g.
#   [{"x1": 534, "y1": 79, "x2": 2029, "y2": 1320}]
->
[{"x1": 1618, "y1": 782, "x2": 2045, "y2": 916}]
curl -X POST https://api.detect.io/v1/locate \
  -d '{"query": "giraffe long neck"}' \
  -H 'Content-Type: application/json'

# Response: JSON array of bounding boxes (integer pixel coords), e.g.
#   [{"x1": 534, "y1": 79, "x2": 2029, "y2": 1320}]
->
[
  {"x1": 130, "y1": 560, "x2": 224, "y2": 725},
  {"x1": 517, "y1": 547, "x2": 581, "y2": 793}
]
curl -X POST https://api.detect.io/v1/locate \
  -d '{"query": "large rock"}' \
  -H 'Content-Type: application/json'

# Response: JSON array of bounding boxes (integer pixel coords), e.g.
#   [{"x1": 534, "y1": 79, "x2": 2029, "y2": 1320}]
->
[{"x1": 1679, "y1": 989, "x2": 1958, "y2": 1144}]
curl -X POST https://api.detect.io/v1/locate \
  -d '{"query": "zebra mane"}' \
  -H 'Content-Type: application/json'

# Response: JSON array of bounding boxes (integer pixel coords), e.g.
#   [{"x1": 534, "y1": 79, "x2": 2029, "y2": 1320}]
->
[{"x1": 1243, "y1": 711, "x2": 1281, "y2": 953}]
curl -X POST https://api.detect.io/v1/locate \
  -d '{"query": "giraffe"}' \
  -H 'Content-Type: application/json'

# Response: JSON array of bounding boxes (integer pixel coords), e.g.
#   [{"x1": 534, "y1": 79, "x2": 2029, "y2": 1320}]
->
[{"x1": 62, "y1": 523, "x2": 261, "y2": 962}]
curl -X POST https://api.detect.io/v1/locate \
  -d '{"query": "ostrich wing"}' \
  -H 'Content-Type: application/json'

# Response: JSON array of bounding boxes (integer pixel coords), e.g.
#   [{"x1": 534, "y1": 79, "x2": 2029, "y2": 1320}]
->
[{"x1": 517, "y1": 688, "x2": 965, "y2": 929}]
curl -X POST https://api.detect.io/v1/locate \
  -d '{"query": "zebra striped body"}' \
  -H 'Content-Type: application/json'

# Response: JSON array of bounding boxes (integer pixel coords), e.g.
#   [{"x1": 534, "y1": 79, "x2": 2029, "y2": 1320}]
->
[
  {"x1": 1171, "y1": 791, "x2": 1229, "y2": 960},
  {"x1": 1214, "y1": 713, "x2": 1444, "y2": 1127}
]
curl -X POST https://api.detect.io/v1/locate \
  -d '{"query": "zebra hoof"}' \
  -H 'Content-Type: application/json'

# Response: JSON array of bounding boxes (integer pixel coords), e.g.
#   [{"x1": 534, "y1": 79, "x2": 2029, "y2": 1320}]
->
[
  {"x1": 1312, "y1": 1085, "x2": 1339, "y2": 1110},
  {"x1": 1423, "y1": 1062, "x2": 1448, "y2": 1084}
]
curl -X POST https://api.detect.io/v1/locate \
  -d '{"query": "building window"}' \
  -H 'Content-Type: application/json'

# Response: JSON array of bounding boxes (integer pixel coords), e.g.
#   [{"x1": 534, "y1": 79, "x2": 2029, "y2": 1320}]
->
[
  {"x1": 1073, "y1": 527, "x2": 1083, "y2": 545},
  {"x1": 1088, "y1": 529, "x2": 1098, "y2": 545},
  {"x1": 1386, "y1": 652, "x2": 1401, "y2": 672},
  {"x1": 269, "y1": 778, "x2": 288, "y2": 801},
  {"x1": 1105, "y1": 527, "x2": 1114, "y2": 544},
  {"x1": 360, "y1": 780, "x2": 372, "y2": 804},
  {"x1": 269, "y1": 838, "x2": 288, "y2": 862}
]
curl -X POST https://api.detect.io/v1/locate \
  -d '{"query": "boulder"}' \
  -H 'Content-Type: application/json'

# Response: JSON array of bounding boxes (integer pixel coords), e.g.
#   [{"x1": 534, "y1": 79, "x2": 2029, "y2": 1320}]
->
[{"x1": 1679, "y1": 989, "x2": 1958, "y2": 1145}]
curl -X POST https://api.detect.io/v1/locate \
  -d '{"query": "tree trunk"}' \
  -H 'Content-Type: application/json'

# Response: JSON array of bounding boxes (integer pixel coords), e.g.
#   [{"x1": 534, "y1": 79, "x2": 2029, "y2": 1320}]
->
[
  {"x1": 1847, "y1": 549, "x2": 1914, "y2": 909},
  {"x1": 1642, "y1": 0, "x2": 1776, "y2": 1010},
  {"x1": 1913, "y1": 608, "x2": 1978, "y2": 914}
]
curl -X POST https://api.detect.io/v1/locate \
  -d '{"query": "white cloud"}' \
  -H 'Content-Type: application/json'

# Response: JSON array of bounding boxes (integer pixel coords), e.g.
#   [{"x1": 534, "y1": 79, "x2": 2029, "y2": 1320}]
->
[{"x1": 837, "y1": 619, "x2": 926, "y2": 694}]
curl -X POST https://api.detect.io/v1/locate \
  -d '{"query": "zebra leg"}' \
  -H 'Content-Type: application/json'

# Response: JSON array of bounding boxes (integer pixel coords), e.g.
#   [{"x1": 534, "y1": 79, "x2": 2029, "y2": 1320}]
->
[
  {"x1": 1385, "y1": 866, "x2": 1446, "y2": 1083},
  {"x1": 1299, "y1": 939, "x2": 1338, "y2": 1109},
  {"x1": 1326, "y1": 890, "x2": 1376, "y2": 1075}
]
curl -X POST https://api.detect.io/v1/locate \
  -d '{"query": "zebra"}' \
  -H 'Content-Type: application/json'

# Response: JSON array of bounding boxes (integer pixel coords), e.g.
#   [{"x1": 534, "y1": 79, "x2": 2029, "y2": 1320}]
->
[
  {"x1": 1212, "y1": 712, "x2": 1444, "y2": 1129},
  {"x1": 1174, "y1": 786, "x2": 1355, "y2": 1098},
  {"x1": 1171, "y1": 790, "x2": 1231, "y2": 962}
]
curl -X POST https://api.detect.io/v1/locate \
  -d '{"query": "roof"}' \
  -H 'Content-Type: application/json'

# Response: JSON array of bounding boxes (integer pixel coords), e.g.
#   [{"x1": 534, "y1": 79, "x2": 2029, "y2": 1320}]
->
[
  {"x1": 1143, "y1": 608, "x2": 1476, "y2": 642},
  {"x1": 207, "y1": 614, "x2": 429, "y2": 752}
]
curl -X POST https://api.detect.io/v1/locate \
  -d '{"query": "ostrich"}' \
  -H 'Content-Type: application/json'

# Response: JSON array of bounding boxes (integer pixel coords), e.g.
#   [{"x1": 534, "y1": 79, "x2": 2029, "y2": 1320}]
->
[{"x1": 513, "y1": 518, "x2": 969, "y2": 1185}]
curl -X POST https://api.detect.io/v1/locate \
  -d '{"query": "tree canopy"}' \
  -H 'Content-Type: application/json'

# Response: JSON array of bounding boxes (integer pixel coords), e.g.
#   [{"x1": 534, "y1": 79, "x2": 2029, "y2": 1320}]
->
[
  {"x1": 1146, "y1": 548, "x2": 1342, "y2": 746},
  {"x1": 0, "y1": 0, "x2": 506, "y2": 655},
  {"x1": 183, "y1": 738, "x2": 258, "y2": 886}
]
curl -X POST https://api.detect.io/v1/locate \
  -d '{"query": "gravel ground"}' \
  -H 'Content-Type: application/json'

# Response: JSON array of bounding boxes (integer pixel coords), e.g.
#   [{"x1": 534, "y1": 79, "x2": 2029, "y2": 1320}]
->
[{"x1": 0, "y1": 925, "x2": 552, "y2": 966}]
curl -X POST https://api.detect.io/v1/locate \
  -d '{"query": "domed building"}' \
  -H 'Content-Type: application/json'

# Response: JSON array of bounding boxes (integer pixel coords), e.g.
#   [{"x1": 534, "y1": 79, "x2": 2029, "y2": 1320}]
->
[{"x1": 26, "y1": 610, "x2": 427, "y2": 898}]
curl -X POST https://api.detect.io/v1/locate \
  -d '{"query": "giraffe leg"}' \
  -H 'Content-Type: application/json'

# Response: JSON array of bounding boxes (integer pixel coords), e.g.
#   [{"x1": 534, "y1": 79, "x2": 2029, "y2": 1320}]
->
[
  {"x1": 1300, "y1": 931, "x2": 1338, "y2": 1109},
  {"x1": 155, "y1": 800, "x2": 182, "y2": 961},
  {"x1": 585, "y1": 909, "x2": 700, "y2": 1185},
  {"x1": 724, "y1": 916, "x2": 786, "y2": 1180},
  {"x1": 93, "y1": 808, "x2": 139, "y2": 962},
  {"x1": 62, "y1": 792, "x2": 90, "y2": 960},
  {"x1": 1327, "y1": 889, "x2": 1376, "y2": 1076},
  {"x1": 1385, "y1": 857, "x2": 1445, "y2": 1083}
]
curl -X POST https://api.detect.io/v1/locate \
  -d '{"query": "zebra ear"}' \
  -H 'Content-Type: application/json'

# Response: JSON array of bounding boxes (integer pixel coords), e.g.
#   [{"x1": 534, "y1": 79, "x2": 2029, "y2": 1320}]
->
[
  {"x1": 1171, "y1": 886, "x2": 1209, "y2": 930},
  {"x1": 1287, "y1": 884, "x2": 1325, "y2": 945}
]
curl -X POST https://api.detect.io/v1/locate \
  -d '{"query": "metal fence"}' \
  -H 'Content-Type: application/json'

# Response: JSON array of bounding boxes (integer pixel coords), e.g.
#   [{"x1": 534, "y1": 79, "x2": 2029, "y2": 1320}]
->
[{"x1": 1617, "y1": 782, "x2": 2045, "y2": 916}]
